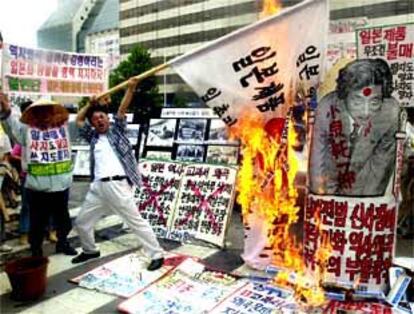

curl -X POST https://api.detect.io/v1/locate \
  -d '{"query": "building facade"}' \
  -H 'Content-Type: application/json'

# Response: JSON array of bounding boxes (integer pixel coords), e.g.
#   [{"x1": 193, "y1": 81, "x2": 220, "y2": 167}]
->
[
  {"x1": 37, "y1": 0, "x2": 119, "y2": 56},
  {"x1": 119, "y1": 0, "x2": 413, "y2": 105},
  {"x1": 84, "y1": 0, "x2": 120, "y2": 69}
]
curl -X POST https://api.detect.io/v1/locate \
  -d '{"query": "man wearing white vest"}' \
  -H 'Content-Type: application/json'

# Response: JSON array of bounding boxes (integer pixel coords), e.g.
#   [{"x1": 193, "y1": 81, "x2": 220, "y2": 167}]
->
[
  {"x1": 72, "y1": 78, "x2": 164, "y2": 271},
  {"x1": 0, "y1": 93, "x2": 76, "y2": 257}
]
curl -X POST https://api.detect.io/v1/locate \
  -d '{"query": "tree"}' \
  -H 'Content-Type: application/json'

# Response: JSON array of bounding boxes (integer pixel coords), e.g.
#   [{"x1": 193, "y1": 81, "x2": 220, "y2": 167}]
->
[
  {"x1": 109, "y1": 45, "x2": 162, "y2": 122},
  {"x1": 172, "y1": 86, "x2": 201, "y2": 108}
]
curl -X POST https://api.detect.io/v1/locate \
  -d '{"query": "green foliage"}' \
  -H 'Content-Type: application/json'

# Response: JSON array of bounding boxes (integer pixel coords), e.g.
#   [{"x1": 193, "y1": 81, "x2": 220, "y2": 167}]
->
[
  {"x1": 172, "y1": 87, "x2": 201, "y2": 108},
  {"x1": 109, "y1": 45, "x2": 161, "y2": 122},
  {"x1": 78, "y1": 97, "x2": 89, "y2": 110}
]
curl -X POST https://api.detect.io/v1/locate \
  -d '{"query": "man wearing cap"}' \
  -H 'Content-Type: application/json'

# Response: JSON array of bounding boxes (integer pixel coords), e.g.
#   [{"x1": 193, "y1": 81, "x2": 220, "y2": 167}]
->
[
  {"x1": 72, "y1": 78, "x2": 164, "y2": 271},
  {"x1": 0, "y1": 93, "x2": 76, "y2": 257}
]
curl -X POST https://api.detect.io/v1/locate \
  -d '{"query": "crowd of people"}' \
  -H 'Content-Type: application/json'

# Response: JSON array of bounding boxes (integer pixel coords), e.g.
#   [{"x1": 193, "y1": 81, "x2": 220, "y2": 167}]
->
[{"x1": 0, "y1": 78, "x2": 164, "y2": 271}]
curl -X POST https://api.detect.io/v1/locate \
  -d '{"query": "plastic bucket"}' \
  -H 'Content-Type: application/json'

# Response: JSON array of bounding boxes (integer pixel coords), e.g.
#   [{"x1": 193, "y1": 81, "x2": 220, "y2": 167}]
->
[{"x1": 5, "y1": 256, "x2": 49, "y2": 301}]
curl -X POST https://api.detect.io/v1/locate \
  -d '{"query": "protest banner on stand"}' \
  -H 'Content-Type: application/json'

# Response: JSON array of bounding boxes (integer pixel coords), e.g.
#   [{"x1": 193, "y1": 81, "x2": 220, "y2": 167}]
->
[
  {"x1": 169, "y1": 163, "x2": 237, "y2": 246},
  {"x1": 304, "y1": 195, "x2": 397, "y2": 293},
  {"x1": 135, "y1": 160, "x2": 237, "y2": 247},
  {"x1": 2, "y1": 43, "x2": 109, "y2": 96},
  {"x1": 356, "y1": 23, "x2": 414, "y2": 107},
  {"x1": 135, "y1": 160, "x2": 184, "y2": 239}
]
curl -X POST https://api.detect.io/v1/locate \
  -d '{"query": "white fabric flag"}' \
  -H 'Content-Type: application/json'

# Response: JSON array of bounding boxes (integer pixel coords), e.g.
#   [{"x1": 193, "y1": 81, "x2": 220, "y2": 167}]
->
[{"x1": 170, "y1": 0, "x2": 328, "y2": 127}]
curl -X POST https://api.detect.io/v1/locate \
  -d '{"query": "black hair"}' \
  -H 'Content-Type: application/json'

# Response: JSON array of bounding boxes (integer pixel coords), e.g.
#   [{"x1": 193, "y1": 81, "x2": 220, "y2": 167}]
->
[
  {"x1": 20, "y1": 100, "x2": 33, "y2": 112},
  {"x1": 336, "y1": 58, "x2": 393, "y2": 100},
  {"x1": 86, "y1": 105, "x2": 109, "y2": 123}
]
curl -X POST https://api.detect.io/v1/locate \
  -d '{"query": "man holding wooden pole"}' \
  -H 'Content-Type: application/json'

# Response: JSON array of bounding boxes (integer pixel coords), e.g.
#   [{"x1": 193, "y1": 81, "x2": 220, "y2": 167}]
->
[{"x1": 72, "y1": 78, "x2": 165, "y2": 271}]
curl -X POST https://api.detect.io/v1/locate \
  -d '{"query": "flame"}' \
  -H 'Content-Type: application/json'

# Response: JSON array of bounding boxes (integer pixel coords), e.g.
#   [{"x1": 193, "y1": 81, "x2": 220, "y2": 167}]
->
[
  {"x1": 230, "y1": 100, "x2": 331, "y2": 307},
  {"x1": 260, "y1": 0, "x2": 282, "y2": 19}
]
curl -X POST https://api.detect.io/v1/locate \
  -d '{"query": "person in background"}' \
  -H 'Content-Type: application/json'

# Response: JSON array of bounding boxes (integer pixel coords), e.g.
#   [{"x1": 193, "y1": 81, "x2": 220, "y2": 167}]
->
[
  {"x1": 0, "y1": 131, "x2": 13, "y2": 252},
  {"x1": 9, "y1": 101, "x2": 58, "y2": 245},
  {"x1": 72, "y1": 78, "x2": 164, "y2": 271},
  {"x1": 0, "y1": 93, "x2": 76, "y2": 257}
]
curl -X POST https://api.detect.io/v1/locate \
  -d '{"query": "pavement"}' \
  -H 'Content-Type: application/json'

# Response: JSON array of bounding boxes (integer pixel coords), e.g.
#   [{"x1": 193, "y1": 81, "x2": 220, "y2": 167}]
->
[
  {"x1": 0, "y1": 179, "x2": 247, "y2": 313},
  {"x1": 0, "y1": 179, "x2": 412, "y2": 313}
]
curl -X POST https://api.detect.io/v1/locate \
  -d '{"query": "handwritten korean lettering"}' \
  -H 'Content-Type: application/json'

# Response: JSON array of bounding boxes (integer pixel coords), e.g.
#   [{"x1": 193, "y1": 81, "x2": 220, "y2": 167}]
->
[
  {"x1": 201, "y1": 87, "x2": 222, "y2": 103},
  {"x1": 232, "y1": 46, "x2": 276, "y2": 72}
]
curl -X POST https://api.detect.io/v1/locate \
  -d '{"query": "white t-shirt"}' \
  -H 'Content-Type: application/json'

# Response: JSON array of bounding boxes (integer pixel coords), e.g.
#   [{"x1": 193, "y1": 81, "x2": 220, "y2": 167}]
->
[{"x1": 93, "y1": 134, "x2": 125, "y2": 180}]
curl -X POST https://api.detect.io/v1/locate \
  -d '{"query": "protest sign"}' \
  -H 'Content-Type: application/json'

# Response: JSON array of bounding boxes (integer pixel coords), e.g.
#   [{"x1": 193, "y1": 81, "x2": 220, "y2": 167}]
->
[
  {"x1": 26, "y1": 125, "x2": 72, "y2": 176},
  {"x1": 136, "y1": 160, "x2": 237, "y2": 247},
  {"x1": 210, "y1": 282, "x2": 298, "y2": 314},
  {"x1": 72, "y1": 252, "x2": 180, "y2": 298},
  {"x1": 2, "y1": 43, "x2": 108, "y2": 96},
  {"x1": 356, "y1": 23, "x2": 414, "y2": 107},
  {"x1": 170, "y1": 163, "x2": 237, "y2": 246},
  {"x1": 118, "y1": 258, "x2": 247, "y2": 314},
  {"x1": 135, "y1": 160, "x2": 184, "y2": 238},
  {"x1": 304, "y1": 194, "x2": 398, "y2": 293}
]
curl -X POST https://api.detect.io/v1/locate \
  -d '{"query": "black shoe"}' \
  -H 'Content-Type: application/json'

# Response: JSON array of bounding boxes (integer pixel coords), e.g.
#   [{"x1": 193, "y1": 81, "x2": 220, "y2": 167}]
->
[
  {"x1": 71, "y1": 252, "x2": 100, "y2": 264},
  {"x1": 31, "y1": 248, "x2": 43, "y2": 257},
  {"x1": 56, "y1": 243, "x2": 77, "y2": 256},
  {"x1": 147, "y1": 258, "x2": 164, "y2": 271}
]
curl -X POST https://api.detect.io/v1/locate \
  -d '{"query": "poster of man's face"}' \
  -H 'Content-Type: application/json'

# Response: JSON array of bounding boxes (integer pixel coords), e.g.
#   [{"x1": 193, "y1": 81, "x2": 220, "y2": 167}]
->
[
  {"x1": 147, "y1": 119, "x2": 176, "y2": 147},
  {"x1": 309, "y1": 58, "x2": 399, "y2": 197},
  {"x1": 176, "y1": 145, "x2": 204, "y2": 162},
  {"x1": 206, "y1": 145, "x2": 239, "y2": 165},
  {"x1": 177, "y1": 119, "x2": 207, "y2": 143}
]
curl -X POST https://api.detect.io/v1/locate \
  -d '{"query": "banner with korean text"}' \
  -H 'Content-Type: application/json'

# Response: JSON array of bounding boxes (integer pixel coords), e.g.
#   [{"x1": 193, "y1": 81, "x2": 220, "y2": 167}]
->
[
  {"x1": 1, "y1": 43, "x2": 109, "y2": 96},
  {"x1": 135, "y1": 160, "x2": 237, "y2": 247},
  {"x1": 135, "y1": 160, "x2": 183, "y2": 239},
  {"x1": 26, "y1": 125, "x2": 72, "y2": 176},
  {"x1": 169, "y1": 163, "x2": 237, "y2": 245},
  {"x1": 304, "y1": 194, "x2": 397, "y2": 293},
  {"x1": 170, "y1": 0, "x2": 327, "y2": 127},
  {"x1": 356, "y1": 23, "x2": 414, "y2": 107}
]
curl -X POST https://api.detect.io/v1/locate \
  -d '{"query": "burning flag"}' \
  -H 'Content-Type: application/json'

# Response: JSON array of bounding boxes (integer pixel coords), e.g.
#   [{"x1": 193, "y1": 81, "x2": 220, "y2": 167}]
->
[
  {"x1": 170, "y1": 0, "x2": 328, "y2": 130},
  {"x1": 169, "y1": 0, "x2": 329, "y2": 306}
]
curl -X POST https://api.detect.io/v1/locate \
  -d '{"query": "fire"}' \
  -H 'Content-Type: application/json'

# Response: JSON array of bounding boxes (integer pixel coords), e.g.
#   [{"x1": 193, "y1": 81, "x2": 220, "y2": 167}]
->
[
  {"x1": 260, "y1": 0, "x2": 282, "y2": 19},
  {"x1": 231, "y1": 101, "x2": 331, "y2": 307},
  {"x1": 229, "y1": 2, "x2": 331, "y2": 307}
]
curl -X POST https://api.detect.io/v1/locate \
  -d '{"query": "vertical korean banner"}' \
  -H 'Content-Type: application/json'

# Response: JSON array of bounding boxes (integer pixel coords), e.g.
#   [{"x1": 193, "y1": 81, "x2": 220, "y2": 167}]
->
[
  {"x1": 169, "y1": 164, "x2": 237, "y2": 247},
  {"x1": 305, "y1": 24, "x2": 408, "y2": 293},
  {"x1": 135, "y1": 160, "x2": 184, "y2": 239},
  {"x1": 170, "y1": 0, "x2": 327, "y2": 270},
  {"x1": 356, "y1": 24, "x2": 414, "y2": 107},
  {"x1": 169, "y1": 0, "x2": 328, "y2": 128},
  {"x1": 1, "y1": 43, "x2": 109, "y2": 96}
]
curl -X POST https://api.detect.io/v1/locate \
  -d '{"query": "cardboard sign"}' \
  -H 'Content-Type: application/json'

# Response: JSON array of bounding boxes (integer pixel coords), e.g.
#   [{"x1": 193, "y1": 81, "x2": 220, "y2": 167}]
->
[
  {"x1": 356, "y1": 23, "x2": 414, "y2": 107},
  {"x1": 136, "y1": 160, "x2": 184, "y2": 238},
  {"x1": 136, "y1": 160, "x2": 237, "y2": 247},
  {"x1": 170, "y1": 163, "x2": 237, "y2": 246},
  {"x1": 118, "y1": 259, "x2": 247, "y2": 314},
  {"x1": 72, "y1": 252, "x2": 180, "y2": 298},
  {"x1": 304, "y1": 194, "x2": 398, "y2": 293}
]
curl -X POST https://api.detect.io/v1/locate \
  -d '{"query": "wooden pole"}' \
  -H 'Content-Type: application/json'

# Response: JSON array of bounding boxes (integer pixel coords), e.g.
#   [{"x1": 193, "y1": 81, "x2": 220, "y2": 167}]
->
[{"x1": 96, "y1": 62, "x2": 170, "y2": 99}]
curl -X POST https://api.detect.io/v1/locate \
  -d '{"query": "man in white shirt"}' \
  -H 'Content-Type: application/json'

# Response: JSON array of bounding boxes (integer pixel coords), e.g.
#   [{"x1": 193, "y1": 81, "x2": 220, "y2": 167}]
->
[{"x1": 72, "y1": 79, "x2": 164, "y2": 271}]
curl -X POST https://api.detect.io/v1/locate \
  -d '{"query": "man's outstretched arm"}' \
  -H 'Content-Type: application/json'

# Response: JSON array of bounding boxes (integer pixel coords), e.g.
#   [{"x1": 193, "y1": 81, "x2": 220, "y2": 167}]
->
[{"x1": 117, "y1": 78, "x2": 139, "y2": 119}]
